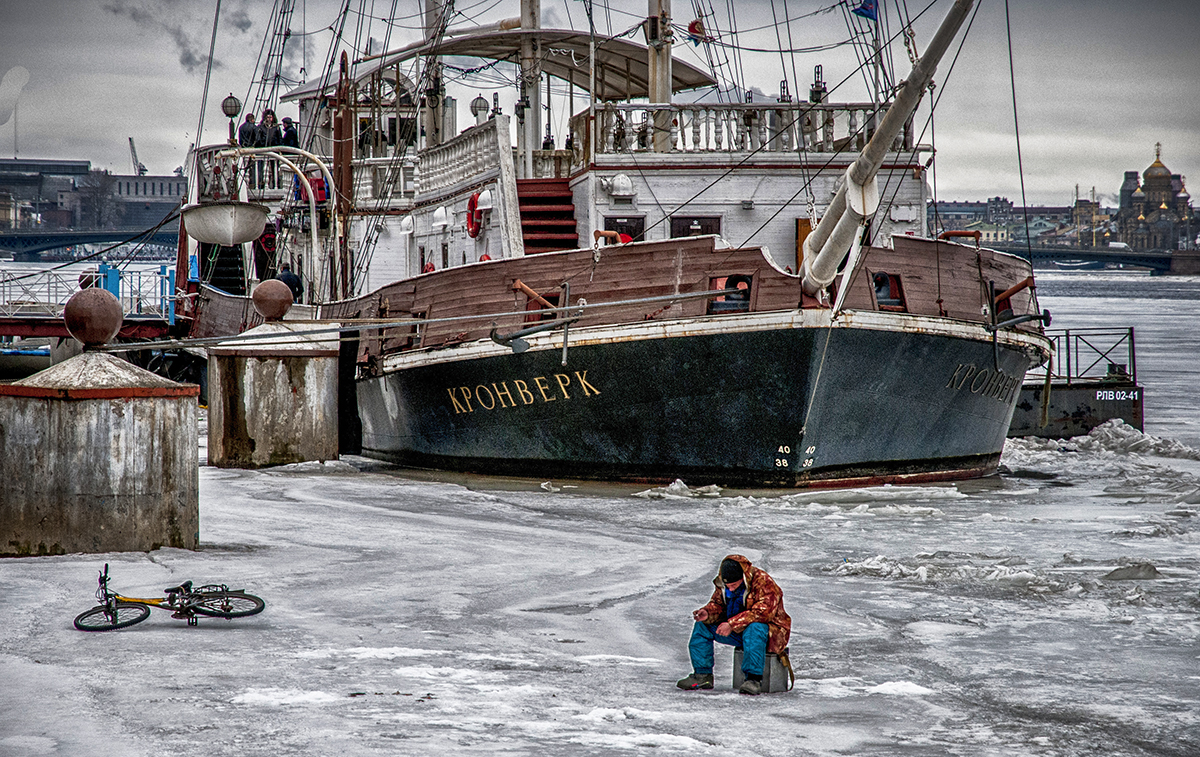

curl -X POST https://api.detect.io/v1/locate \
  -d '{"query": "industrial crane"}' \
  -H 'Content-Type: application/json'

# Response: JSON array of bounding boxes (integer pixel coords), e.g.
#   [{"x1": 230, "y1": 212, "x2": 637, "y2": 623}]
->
[{"x1": 129, "y1": 137, "x2": 147, "y2": 176}]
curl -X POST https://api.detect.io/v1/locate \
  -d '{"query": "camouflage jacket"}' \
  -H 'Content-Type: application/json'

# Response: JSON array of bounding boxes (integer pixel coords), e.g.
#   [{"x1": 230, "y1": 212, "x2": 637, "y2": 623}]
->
[{"x1": 698, "y1": 554, "x2": 792, "y2": 654}]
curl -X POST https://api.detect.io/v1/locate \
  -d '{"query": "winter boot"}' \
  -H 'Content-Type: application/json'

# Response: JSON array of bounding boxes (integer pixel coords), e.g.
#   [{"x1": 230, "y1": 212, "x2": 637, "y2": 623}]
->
[
  {"x1": 738, "y1": 677, "x2": 763, "y2": 696},
  {"x1": 676, "y1": 673, "x2": 714, "y2": 690}
]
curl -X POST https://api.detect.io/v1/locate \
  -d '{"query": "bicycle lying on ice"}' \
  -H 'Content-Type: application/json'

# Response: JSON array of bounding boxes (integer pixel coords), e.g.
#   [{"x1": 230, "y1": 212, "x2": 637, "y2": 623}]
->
[{"x1": 73, "y1": 564, "x2": 266, "y2": 631}]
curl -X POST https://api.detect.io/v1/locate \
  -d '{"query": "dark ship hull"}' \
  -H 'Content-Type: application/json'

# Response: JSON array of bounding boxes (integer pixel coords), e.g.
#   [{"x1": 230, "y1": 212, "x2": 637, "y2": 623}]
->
[{"x1": 355, "y1": 299, "x2": 1044, "y2": 487}]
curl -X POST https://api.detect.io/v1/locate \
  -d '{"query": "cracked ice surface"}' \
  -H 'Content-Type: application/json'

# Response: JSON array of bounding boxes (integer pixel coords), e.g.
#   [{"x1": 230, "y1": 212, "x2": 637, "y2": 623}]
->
[
  {"x1": 2, "y1": 274, "x2": 1200, "y2": 755},
  {"x1": 2, "y1": 425, "x2": 1199, "y2": 756}
]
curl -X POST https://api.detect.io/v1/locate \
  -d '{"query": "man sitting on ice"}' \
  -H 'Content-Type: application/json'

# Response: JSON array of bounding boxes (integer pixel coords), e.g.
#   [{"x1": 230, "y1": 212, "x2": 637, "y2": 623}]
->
[{"x1": 676, "y1": 555, "x2": 791, "y2": 695}]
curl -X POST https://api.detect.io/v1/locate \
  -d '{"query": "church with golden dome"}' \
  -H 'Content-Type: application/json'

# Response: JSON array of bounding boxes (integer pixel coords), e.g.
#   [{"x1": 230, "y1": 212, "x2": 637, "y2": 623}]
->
[{"x1": 1116, "y1": 143, "x2": 1194, "y2": 250}]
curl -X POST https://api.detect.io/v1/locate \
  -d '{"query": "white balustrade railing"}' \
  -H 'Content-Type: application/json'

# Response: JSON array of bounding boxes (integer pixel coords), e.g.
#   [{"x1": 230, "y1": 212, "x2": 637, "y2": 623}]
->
[
  {"x1": 416, "y1": 118, "x2": 505, "y2": 196},
  {"x1": 571, "y1": 102, "x2": 915, "y2": 164}
]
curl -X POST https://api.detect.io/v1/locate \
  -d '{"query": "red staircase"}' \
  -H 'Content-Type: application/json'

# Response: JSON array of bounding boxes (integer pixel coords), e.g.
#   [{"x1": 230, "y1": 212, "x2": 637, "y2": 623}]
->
[{"x1": 517, "y1": 178, "x2": 578, "y2": 254}]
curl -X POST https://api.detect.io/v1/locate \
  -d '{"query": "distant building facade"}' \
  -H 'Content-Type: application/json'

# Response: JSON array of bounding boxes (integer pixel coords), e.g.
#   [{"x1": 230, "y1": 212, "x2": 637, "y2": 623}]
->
[
  {"x1": 927, "y1": 144, "x2": 1194, "y2": 251},
  {"x1": 0, "y1": 158, "x2": 185, "y2": 230},
  {"x1": 0, "y1": 158, "x2": 91, "y2": 228},
  {"x1": 1115, "y1": 144, "x2": 1194, "y2": 250},
  {"x1": 112, "y1": 173, "x2": 187, "y2": 228}
]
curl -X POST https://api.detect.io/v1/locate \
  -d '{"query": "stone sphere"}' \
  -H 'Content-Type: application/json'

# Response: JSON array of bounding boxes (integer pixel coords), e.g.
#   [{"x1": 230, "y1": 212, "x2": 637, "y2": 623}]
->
[
  {"x1": 64, "y1": 288, "x2": 124, "y2": 346},
  {"x1": 252, "y1": 279, "x2": 294, "y2": 321}
]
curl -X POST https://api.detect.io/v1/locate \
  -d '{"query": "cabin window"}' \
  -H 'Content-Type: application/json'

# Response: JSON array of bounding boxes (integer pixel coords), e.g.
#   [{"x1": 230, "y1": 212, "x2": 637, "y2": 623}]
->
[
  {"x1": 872, "y1": 271, "x2": 907, "y2": 312},
  {"x1": 418, "y1": 246, "x2": 426, "y2": 271},
  {"x1": 604, "y1": 216, "x2": 645, "y2": 243},
  {"x1": 707, "y1": 275, "x2": 752, "y2": 314},
  {"x1": 670, "y1": 216, "x2": 721, "y2": 238},
  {"x1": 441, "y1": 243, "x2": 449, "y2": 269}
]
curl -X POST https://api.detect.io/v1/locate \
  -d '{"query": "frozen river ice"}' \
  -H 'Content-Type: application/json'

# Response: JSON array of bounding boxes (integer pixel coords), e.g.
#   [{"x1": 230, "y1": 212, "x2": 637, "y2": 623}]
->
[{"x1": 1, "y1": 271, "x2": 1198, "y2": 755}]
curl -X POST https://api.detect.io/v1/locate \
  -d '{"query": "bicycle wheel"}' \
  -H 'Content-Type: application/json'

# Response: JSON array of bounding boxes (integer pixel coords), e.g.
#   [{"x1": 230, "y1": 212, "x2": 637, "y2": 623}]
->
[
  {"x1": 74, "y1": 602, "x2": 151, "y2": 631},
  {"x1": 191, "y1": 591, "x2": 265, "y2": 618}
]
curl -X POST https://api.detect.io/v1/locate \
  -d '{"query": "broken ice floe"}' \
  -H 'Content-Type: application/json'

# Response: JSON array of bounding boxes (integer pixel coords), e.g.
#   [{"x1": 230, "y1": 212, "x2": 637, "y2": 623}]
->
[{"x1": 632, "y1": 479, "x2": 721, "y2": 499}]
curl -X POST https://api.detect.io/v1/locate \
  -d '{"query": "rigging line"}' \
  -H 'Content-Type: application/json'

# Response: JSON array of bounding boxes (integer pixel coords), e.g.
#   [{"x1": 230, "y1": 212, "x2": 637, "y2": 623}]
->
[
  {"x1": 350, "y1": 4, "x2": 456, "y2": 287},
  {"x1": 193, "y1": 0, "x2": 223, "y2": 150},
  {"x1": 726, "y1": 0, "x2": 748, "y2": 96},
  {"x1": 734, "y1": 0, "x2": 847, "y2": 34},
  {"x1": 728, "y1": 112, "x2": 873, "y2": 254},
  {"x1": 782, "y1": 0, "x2": 802, "y2": 106},
  {"x1": 241, "y1": 0, "x2": 279, "y2": 114},
  {"x1": 868, "y1": 0, "x2": 982, "y2": 247},
  {"x1": 448, "y1": 0, "x2": 507, "y2": 25},
  {"x1": 690, "y1": 34, "x2": 855, "y2": 55},
  {"x1": 1005, "y1": 0, "x2": 1034, "y2": 264},
  {"x1": 642, "y1": 0, "x2": 942, "y2": 241},
  {"x1": 839, "y1": 2, "x2": 871, "y2": 98}
]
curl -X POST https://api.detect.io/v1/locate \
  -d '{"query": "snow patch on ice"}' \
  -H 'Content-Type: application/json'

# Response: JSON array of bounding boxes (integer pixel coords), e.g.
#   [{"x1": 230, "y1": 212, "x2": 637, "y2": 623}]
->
[
  {"x1": 784, "y1": 484, "x2": 966, "y2": 505},
  {"x1": 867, "y1": 681, "x2": 935, "y2": 696},
  {"x1": 231, "y1": 688, "x2": 341, "y2": 706},
  {"x1": 793, "y1": 676, "x2": 867, "y2": 698},
  {"x1": 832, "y1": 555, "x2": 1049, "y2": 587},
  {"x1": 574, "y1": 654, "x2": 662, "y2": 665},
  {"x1": 1006, "y1": 420, "x2": 1200, "y2": 465},
  {"x1": 390, "y1": 665, "x2": 506, "y2": 683},
  {"x1": 568, "y1": 731, "x2": 709, "y2": 751},
  {"x1": 575, "y1": 707, "x2": 663, "y2": 723},
  {"x1": 270, "y1": 459, "x2": 361, "y2": 474},
  {"x1": 905, "y1": 621, "x2": 979, "y2": 642},
  {"x1": 0, "y1": 736, "x2": 57, "y2": 755},
  {"x1": 633, "y1": 479, "x2": 722, "y2": 499},
  {"x1": 297, "y1": 646, "x2": 434, "y2": 660}
]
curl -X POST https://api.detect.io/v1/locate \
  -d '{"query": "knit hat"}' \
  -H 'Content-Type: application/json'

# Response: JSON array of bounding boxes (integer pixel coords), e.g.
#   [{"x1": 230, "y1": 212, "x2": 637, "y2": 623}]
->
[{"x1": 720, "y1": 559, "x2": 743, "y2": 584}]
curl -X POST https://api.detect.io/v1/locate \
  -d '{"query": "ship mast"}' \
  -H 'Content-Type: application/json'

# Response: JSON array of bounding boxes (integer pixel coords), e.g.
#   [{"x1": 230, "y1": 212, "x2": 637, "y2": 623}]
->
[
  {"x1": 802, "y1": 0, "x2": 975, "y2": 297},
  {"x1": 517, "y1": 0, "x2": 542, "y2": 178},
  {"x1": 646, "y1": 0, "x2": 673, "y2": 152},
  {"x1": 423, "y1": 0, "x2": 448, "y2": 150}
]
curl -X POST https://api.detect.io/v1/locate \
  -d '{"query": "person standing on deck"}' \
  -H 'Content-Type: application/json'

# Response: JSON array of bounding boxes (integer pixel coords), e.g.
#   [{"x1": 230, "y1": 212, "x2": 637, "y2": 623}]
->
[
  {"x1": 677, "y1": 555, "x2": 791, "y2": 695},
  {"x1": 276, "y1": 262, "x2": 303, "y2": 303},
  {"x1": 237, "y1": 114, "x2": 258, "y2": 147},
  {"x1": 279, "y1": 117, "x2": 299, "y2": 148}
]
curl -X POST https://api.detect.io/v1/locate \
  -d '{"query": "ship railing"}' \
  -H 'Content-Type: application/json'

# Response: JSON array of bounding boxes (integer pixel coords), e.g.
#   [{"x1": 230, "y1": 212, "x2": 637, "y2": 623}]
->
[
  {"x1": 354, "y1": 156, "x2": 417, "y2": 206},
  {"x1": 569, "y1": 102, "x2": 916, "y2": 165},
  {"x1": 416, "y1": 117, "x2": 507, "y2": 196},
  {"x1": 0, "y1": 264, "x2": 177, "y2": 324},
  {"x1": 1025, "y1": 327, "x2": 1137, "y2": 385},
  {"x1": 191, "y1": 142, "x2": 418, "y2": 214}
]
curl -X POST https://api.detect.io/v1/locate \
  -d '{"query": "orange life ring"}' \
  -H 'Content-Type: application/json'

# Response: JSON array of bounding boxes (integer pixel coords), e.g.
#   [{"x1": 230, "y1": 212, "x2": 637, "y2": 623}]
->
[{"x1": 466, "y1": 191, "x2": 483, "y2": 238}]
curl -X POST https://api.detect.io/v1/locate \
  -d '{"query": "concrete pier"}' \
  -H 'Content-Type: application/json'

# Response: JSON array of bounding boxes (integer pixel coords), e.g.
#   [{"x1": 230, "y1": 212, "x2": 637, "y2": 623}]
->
[
  {"x1": 0, "y1": 352, "x2": 200, "y2": 556},
  {"x1": 207, "y1": 321, "x2": 340, "y2": 468}
]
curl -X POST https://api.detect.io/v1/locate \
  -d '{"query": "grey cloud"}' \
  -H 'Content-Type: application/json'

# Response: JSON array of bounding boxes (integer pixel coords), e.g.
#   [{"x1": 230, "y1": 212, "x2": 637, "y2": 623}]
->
[
  {"x1": 103, "y1": 1, "x2": 218, "y2": 74},
  {"x1": 228, "y1": 10, "x2": 253, "y2": 34}
]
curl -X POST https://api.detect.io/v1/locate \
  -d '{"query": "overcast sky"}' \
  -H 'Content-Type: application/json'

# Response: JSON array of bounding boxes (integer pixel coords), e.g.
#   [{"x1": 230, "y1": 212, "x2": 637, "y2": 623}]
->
[{"x1": 0, "y1": 0, "x2": 1196, "y2": 207}]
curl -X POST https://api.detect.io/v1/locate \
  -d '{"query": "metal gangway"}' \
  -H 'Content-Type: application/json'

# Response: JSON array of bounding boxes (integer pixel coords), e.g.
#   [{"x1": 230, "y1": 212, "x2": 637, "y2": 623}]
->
[{"x1": 0, "y1": 264, "x2": 177, "y2": 324}]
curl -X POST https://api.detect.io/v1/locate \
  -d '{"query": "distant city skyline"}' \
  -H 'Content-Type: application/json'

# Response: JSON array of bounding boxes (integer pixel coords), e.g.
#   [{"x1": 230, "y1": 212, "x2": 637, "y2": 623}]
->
[{"x1": 0, "y1": 0, "x2": 1196, "y2": 207}]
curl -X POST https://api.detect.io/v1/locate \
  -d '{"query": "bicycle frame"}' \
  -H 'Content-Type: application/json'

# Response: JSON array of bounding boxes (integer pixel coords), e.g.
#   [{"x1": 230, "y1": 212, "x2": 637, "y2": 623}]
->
[
  {"x1": 92, "y1": 565, "x2": 237, "y2": 626},
  {"x1": 77, "y1": 564, "x2": 264, "y2": 632}
]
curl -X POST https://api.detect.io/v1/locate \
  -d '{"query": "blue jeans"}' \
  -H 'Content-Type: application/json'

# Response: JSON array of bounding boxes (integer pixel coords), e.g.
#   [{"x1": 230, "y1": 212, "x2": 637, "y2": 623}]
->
[{"x1": 688, "y1": 621, "x2": 769, "y2": 676}]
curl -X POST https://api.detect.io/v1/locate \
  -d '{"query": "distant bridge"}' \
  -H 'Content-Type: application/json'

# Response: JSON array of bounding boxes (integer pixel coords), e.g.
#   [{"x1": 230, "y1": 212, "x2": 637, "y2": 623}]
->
[
  {"x1": 0, "y1": 228, "x2": 179, "y2": 260},
  {"x1": 988, "y1": 244, "x2": 1178, "y2": 273}
]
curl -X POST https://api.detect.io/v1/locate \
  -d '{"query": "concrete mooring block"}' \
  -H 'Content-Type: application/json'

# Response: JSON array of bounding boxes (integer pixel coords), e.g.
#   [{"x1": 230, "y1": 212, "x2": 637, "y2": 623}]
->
[
  {"x1": 207, "y1": 322, "x2": 339, "y2": 468},
  {"x1": 0, "y1": 352, "x2": 200, "y2": 556}
]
